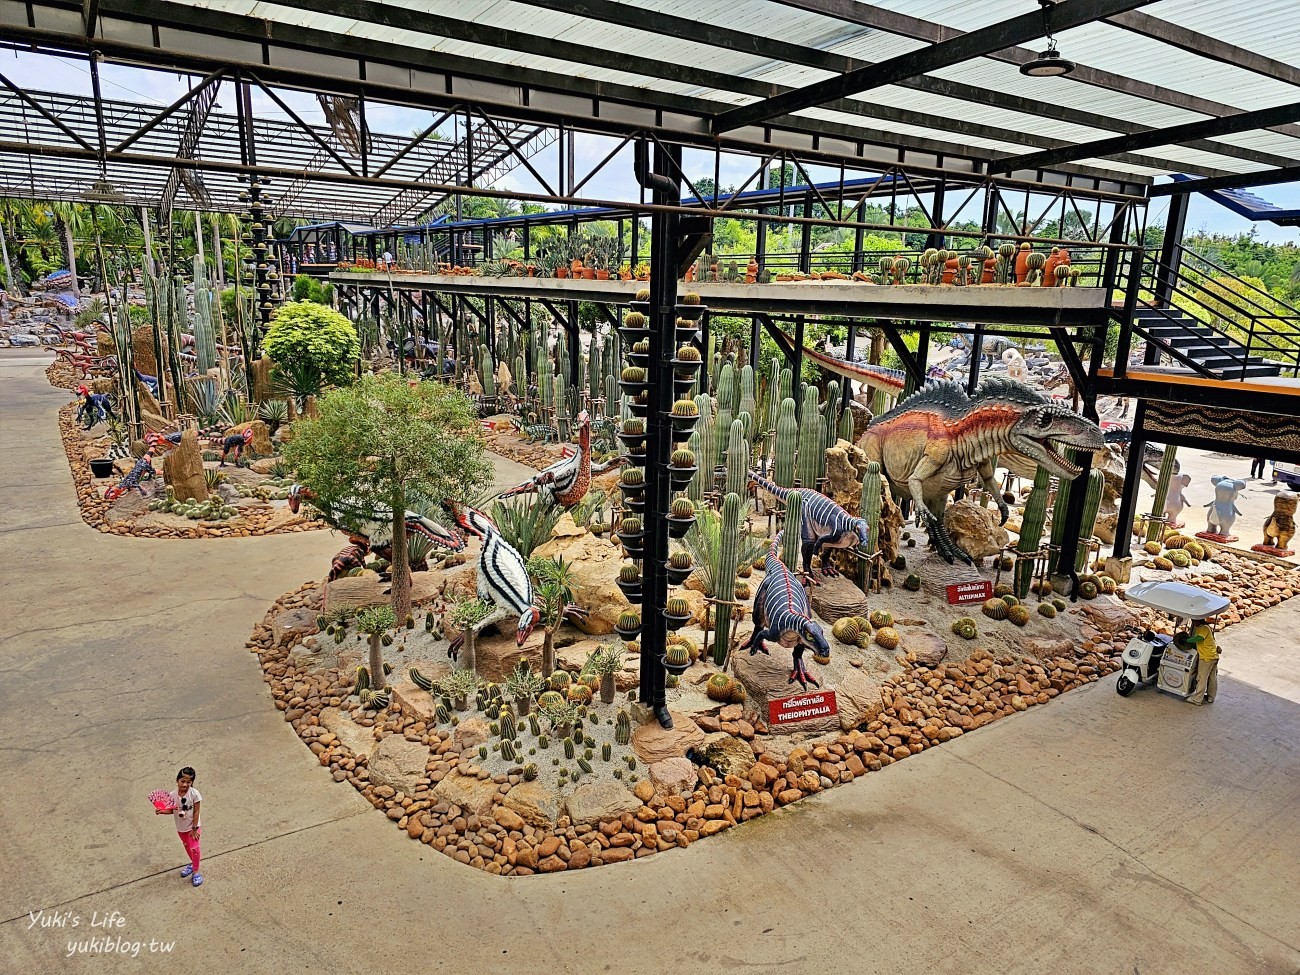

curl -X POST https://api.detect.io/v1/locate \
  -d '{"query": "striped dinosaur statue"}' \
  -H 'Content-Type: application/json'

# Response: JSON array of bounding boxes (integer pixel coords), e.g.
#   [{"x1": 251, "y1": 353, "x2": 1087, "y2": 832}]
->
[
  {"x1": 499, "y1": 411, "x2": 594, "y2": 507},
  {"x1": 104, "y1": 452, "x2": 156, "y2": 501},
  {"x1": 859, "y1": 377, "x2": 1104, "y2": 565},
  {"x1": 749, "y1": 473, "x2": 868, "y2": 582},
  {"x1": 442, "y1": 499, "x2": 540, "y2": 650},
  {"x1": 766, "y1": 323, "x2": 907, "y2": 395},
  {"x1": 742, "y1": 533, "x2": 831, "y2": 691}
]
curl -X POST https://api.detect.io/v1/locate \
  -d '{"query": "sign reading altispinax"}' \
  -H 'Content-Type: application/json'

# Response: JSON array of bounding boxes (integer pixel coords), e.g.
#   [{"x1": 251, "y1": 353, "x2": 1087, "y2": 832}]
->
[
  {"x1": 946, "y1": 580, "x2": 993, "y2": 605},
  {"x1": 768, "y1": 690, "x2": 838, "y2": 726}
]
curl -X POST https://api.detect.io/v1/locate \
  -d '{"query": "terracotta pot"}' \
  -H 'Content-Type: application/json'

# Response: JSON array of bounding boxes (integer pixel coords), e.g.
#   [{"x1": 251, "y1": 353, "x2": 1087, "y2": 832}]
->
[
  {"x1": 595, "y1": 269, "x2": 610, "y2": 280},
  {"x1": 982, "y1": 258, "x2": 997, "y2": 284},
  {"x1": 570, "y1": 259, "x2": 583, "y2": 272},
  {"x1": 1043, "y1": 249, "x2": 1062, "y2": 284},
  {"x1": 556, "y1": 267, "x2": 569, "y2": 279},
  {"x1": 685, "y1": 266, "x2": 695, "y2": 282},
  {"x1": 582, "y1": 267, "x2": 597, "y2": 280},
  {"x1": 1014, "y1": 246, "x2": 1032, "y2": 284},
  {"x1": 941, "y1": 258, "x2": 959, "y2": 285}
]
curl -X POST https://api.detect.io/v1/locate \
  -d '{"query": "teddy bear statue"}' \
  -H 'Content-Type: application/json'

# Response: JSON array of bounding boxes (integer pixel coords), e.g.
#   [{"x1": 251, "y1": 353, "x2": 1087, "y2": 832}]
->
[{"x1": 1253, "y1": 491, "x2": 1296, "y2": 556}]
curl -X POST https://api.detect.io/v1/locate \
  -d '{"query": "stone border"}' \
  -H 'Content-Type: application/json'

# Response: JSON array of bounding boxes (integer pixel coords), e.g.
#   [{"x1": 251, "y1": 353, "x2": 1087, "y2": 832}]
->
[
  {"x1": 55, "y1": 402, "x2": 322, "y2": 540},
  {"x1": 249, "y1": 583, "x2": 1133, "y2": 877}
]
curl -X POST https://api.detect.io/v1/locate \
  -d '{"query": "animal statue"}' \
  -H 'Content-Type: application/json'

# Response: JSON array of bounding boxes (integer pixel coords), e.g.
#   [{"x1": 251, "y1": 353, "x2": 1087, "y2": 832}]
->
[
  {"x1": 765, "y1": 323, "x2": 907, "y2": 397},
  {"x1": 329, "y1": 536, "x2": 372, "y2": 581},
  {"x1": 1260, "y1": 491, "x2": 1297, "y2": 553},
  {"x1": 219, "y1": 428, "x2": 255, "y2": 467},
  {"x1": 858, "y1": 377, "x2": 1104, "y2": 564},
  {"x1": 514, "y1": 416, "x2": 561, "y2": 444},
  {"x1": 742, "y1": 533, "x2": 831, "y2": 691},
  {"x1": 499, "y1": 411, "x2": 594, "y2": 507},
  {"x1": 104, "y1": 452, "x2": 156, "y2": 501},
  {"x1": 1164, "y1": 473, "x2": 1193, "y2": 529},
  {"x1": 1002, "y1": 348, "x2": 1028, "y2": 382},
  {"x1": 74, "y1": 384, "x2": 116, "y2": 429},
  {"x1": 442, "y1": 499, "x2": 540, "y2": 651},
  {"x1": 1202, "y1": 475, "x2": 1246, "y2": 539},
  {"x1": 145, "y1": 430, "x2": 184, "y2": 453},
  {"x1": 748, "y1": 473, "x2": 868, "y2": 581},
  {"x1": 135, "y1": 369, "x2": 160, "y2": 397}
]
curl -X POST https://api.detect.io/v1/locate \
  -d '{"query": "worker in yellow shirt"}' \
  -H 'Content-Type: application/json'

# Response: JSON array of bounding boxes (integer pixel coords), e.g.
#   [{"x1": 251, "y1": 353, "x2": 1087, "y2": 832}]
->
[{"x1": 1185, "y1": 619, "x2": 1219, "y2": 705}]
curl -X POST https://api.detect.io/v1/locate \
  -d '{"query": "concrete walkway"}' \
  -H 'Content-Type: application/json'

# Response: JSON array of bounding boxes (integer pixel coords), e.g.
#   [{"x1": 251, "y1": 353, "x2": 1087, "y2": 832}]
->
[{"x1": 1, "y1": 353, "x2": 1297, "y2": 975}]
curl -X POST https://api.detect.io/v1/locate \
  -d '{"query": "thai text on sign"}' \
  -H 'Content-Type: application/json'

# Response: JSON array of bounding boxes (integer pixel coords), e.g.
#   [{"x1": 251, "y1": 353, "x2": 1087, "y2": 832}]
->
[
  {"x1": 769, "y1": 690, "x2": 839, "y2": 726},
  {"x1": 946, "y1": 580, "x2": 993, "y2": 605}
]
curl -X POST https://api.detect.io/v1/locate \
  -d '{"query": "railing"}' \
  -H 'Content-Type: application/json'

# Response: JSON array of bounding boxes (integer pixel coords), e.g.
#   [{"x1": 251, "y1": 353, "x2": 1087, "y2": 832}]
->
[{"x1": 1134, "y1": 245, "x2": 1300, "y2": 379}]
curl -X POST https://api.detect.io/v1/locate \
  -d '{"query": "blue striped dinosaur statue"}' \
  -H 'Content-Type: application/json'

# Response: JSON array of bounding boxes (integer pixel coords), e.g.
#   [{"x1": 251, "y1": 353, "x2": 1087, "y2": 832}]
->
[
  {"x1": 742, "y1": 533, "x2": 831, "y2": 691},
  {"x1": 749, "y1": 472, "x2": 868, "y2": 582}
]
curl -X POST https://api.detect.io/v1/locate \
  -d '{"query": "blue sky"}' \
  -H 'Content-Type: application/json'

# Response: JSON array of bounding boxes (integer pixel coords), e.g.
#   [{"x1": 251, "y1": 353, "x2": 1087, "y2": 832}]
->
[{"x1": 3, "y1": 50, "x2": 1296, "y2": 244}]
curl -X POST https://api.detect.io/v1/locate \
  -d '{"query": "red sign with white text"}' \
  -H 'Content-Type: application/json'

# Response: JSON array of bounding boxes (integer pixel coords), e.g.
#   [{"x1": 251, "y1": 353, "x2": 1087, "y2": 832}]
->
[
  {"x1": 769, "y1": 690, "x2": 839, "y2": 726},
  {"x1": 946, "y1": 579, "x2": 993, "y2": 605}
]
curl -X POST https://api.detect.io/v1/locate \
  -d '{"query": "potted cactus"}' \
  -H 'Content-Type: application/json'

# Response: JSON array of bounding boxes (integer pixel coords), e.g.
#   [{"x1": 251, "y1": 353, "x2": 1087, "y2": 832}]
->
[
  {"x1": 619, "y1": 365, "x2": 647, "y2": 395},
  {"x1": 670, "y1": 397, "x2": 700, "y2": 433},
  {"x1": 614, "y1": 609, "x2": 642, "y2": 641},
  {"x1": 666, "y1": 550, "x2": 694, "y2": 585},
  {"x1": 619, "y1": 466, "x2": 646, "y2": 499},
  {"x1": 663, "y1": 595, "x2": 692, "y2": 631},
  {"x1": 504, "y1": 657, "x2": 547, "y2": 716},
  {"x1": 662, "y1": 640, "x2": 691, "y2": 675},
  {"x1": 616, "y1": 562, "x2": 643, "y2": 600},
  {"x1": 619, "y1": 309, "x2": 650, "y2": 342},
  {"x1": 667, "y1": 496, "x2": 697, "y2": 538},
  {"x1": 669, "y1": 446, "x2": 697, "y2": 489},
  {"x1": 582, "y1": 644, "x2": 625, "y2": 704},
  {"x1": 675, "y1": 292, "x2": 704, "y2": 320}
]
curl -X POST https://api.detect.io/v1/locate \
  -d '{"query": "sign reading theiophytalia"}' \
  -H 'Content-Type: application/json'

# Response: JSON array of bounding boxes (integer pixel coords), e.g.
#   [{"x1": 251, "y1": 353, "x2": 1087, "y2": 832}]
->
[
  {"x1": 946, "y1": 579, "x2": 993, "y2": 605},
  {"x1": 768, "y1": 690, "x2": 839, "y2": 726}
]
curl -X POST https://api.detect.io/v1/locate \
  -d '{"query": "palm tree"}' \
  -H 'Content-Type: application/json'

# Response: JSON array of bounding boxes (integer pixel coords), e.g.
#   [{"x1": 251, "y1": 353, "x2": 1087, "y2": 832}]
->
[{"x1": 47, "y1": 201, "x2": 86, "y2": 294}]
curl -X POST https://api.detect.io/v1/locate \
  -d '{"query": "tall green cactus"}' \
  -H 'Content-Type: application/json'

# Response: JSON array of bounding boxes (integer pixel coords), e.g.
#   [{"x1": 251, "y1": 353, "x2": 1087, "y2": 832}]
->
[
  {"x1": 693, "y1": 393, "x2": 715, "y2": 487},
  {"x1": 1015, "y1": 466, "x2": 1051, "y2": 598},
  {"x1": 712, "y1": 492, "x2": 743, "y2": 666},
  {"x1": 190, "y1": 256, "x2": 217, "y2": 375},
  {"x1": 514, "y1": 352, "x2": 526, "y2": 399},
  {"x1": 1146, "y1": 446, "x2": 1178, "y2": 544},
  {"x1": 762, "y1": 357, "x2": 782, "y2": 435},
  {"x1": 587, "y1": 334, "x2": 602, "y2": 406},
  {"x1": 724, "y1": 419, "x2": 749, "y2": 496},
  {"x1": 713, "y1": 402, "x2": 732, "y2": 474},
  {"x1": 779, "y1": 367, "x2": 793, "y2": 405},
  {"x1": 858, "y1": 460, "x2": 882, "y2": 590},
  {"x1": 685, "y1": 430, "x2": 706, "y2": 501},
  {"x1": 739, "y1": 365, "x2": 757, "y2": 439},
  {"x1": 1075, "y1": 468, "x2": 1105, "y2": 573},
  {"x1": 774, "y1": 397, "x2": 798, "y2": 487},
  {"x1": 822, "y1": 380, "x2": 841, "y2": 444},
  {"x1": 1048, "y1": 466, "x2": 1074, "y2": 553},
  {"x1": 796, "y1": 386, "x2": 823, "y2": 488},
  {"x1": 718, "y1": 361, "x2": 738, "y2": 415},
  {"x1": 839, "y1": 407, "x2": 854, "y2": 444},
  {"x1": 781, "y1": 492, "x2": 803, "y2": 573},
  {"x1": 479, "y1": 344, "x2": 496, "y2": 396}
]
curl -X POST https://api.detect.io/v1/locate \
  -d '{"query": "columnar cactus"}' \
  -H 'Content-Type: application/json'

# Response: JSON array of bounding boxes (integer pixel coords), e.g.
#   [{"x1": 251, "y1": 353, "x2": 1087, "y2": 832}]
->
[
  {"x1": 822, "y1": 379, "x2": 841, "y2": 444},
  {"x1": 1075, "y1": 468, "x2": 1105, "y2": 572},
  {"x1": 797, "y1": 385, "x2": 823, "y2": 487},
  {"x1": 712, "y1": 492, "x2": 743, "y2": 665},
  {"x1": 191, "y1": 256, "x2": 217, "y2": 374},
  {"x1": 1147, "y1": 446, "x2": 1179, "y2": 544},
  {"x1": 685, "y1": 430, "x2": 707, "y2": 501},
  {"x1": 782, "y1": 492, "x2": 803, "y2": 573},
  {"x1": 762, "y1": 357, "x2": 783, "y2": 435},
  {"x1": 724, "y1": 418, "x2": 750, "y2": 496},
  {"x1": 861, "y1": 460, "x2": 882, "y2": 556},
  {"x1": 740, "y1": 365, "x2": 757, "y2": 432},
  {"x1": 839, "y1": 407, "x2": 854, "y2": 444},
  {"x1": 588, "y1": 335, "x2": 602, "y2": 405},
  {"x1": 1048, "y1": 463, "x2": 1074, "y2": 552},
  {"x1": 693, "y1": 393, "x2": 715, "y2": 481},
  {"x1": 1015, "y1": 466, "x2": 1051, "y2": 598},
  {"x1": 774, "y1": 397, "x2": 798, "y2": 487},
  {"x1": 479, "y1": 344, "x2": 496, "y2": 396}
]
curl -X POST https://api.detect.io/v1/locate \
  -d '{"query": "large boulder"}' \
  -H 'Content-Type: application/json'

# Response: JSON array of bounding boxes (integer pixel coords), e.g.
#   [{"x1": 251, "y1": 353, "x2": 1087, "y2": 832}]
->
[
  {"x1": 323, "y1": 570, "x2": 443, "y2": 614},
  {"x1": 531, "y1": 518, "x2": 629, "y2": 635},
  {"x1": 944, "y1": 499, "x2": 1010, "y2": 561},
  {"x1": 833, "y1": 666, "x2": 887, "y2": 732},
  {"x1": 822, "y1": 439, "x2": 868, "y2": 514},
  {"x1": 270, "y1": 606, "x2": 318, "y2": 648},
  {"x1": 900, "y1": 630, "x2": 948, "y2": 668},
  {"x1": 562, "y1": 781, "x2": 641, "y2": 826},
  {"x1": 697, "y1": 732, "x2": 755, "y2": 778},
  {"x1": 162, "y1": 429, "x2": 208, "y2": 503},
  {"x1": 630, "y1": 710, "x2": 705, "y2": 764},
  {"x1": 319, "y1": 707, "x2": 376, "y2": 760},
  {"x1": 732, "y1": 647, "x2": 840, "y2": 733},
  {"x1": 470, "y1": 627, "x2": 546, "y2": 682},
  {"x1": 502, "y1": 781, "x2": 559, "y2": 827},
  {"x1": 225, "y1": 419, "x2": 274, "y2": 457},
  {"x1": 648, "y1": 757, "x2": 699, "y2": 796},
  {"x1": 431, "y1": 770, "x2": 499, "y2": 817},
  {"x1": 809, "y1": 574, "x2": 871, "y2": 622},
  {"x1": 366, "y1": 735, "x2": 429, "y2": 793}
]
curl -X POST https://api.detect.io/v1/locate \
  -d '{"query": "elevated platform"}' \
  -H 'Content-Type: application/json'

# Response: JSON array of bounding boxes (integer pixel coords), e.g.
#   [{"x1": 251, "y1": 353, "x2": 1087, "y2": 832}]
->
[
  {"x1": 330, "y1": 271, "x2": 1108, "y2": 328},
  {"x1": 1098, "y1": 366, "x2": 1300, "y2": 416}
]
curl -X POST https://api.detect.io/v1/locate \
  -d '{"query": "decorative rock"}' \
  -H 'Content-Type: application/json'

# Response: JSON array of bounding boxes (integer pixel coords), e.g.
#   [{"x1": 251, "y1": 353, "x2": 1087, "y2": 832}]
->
[
  {"x1": 562, "y1": 781, "x2": 642, "y2": 826},
  {"x1": 493, "y1": 806, "x2": 527, "y2": 832},
  {"x1": 324, "y1": 570, "x2": 444, "y2": 614},
  {"x1": 899, "y1": 630, "x2": 947, "y2": 669},
  {"x1": 944, "y1": 498, "x2": 1010, "y2": 560},
  {"x1": 503, "y1": 781, "x2": 560, "y2": 827},
  {"x1": 530, "y1": 524, "x2": 629, "y2": 634},
  {"x1": 431, "y1": 770, "x2": 500, "y2": 817},
  {"x1": 633, "y1": 779, "x2": 655, "y2": 803},
  {"x1": 648, "y1": 757, "x2": 698, "y2": 796},
  {"x1": 225, "y1": 419, "x2": 274, "y2": 456},
  {"x1": 162, "y1": 429, "x2": 208, "y2": 503},
  {"x1": 630, "y1": 710, "x2": 705, "y2": 764},
  {"x1": 697, "y1": 732, "x2": 756, "y2": 778},
  {"x1": 367, "y1": 735, "x2": 430, "y2": 794},
  {"x1": 470, "y1": 627, "x2": 546, "y2": 681},
  {"x1": 270, "y1": 606, "x2": 318, "y2": 648},
  {"x1": 319, "y1": 707, "x2": 376, "y2": 760},
  {"x1": 453, "y1": 717, "x2": 492, "y2": 751},
  {"x1": 809, "y1": 574, "x2": 871, "y2": 622},
  {"x1": 834, "y1": 666, "x2": 887, "y2": 732}
]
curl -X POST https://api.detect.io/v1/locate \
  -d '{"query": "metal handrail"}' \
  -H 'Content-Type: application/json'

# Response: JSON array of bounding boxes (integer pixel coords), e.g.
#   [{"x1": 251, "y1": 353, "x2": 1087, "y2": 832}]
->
[{"x1": 1175, "y1": 243, "x2": 1300, "y2": 321}]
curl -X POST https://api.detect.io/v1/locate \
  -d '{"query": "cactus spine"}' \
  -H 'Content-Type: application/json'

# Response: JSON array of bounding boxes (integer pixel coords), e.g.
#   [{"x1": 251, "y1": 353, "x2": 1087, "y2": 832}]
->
[
  {"x1": 1074, "y1": 468, "x2": 1105, "y2": 572},
  {"x1": 797, "y1": 385, "x2": 823, "y2": 487},
  {"x1": 724, "y1": 419, "x2": 749, "y2": 497},
  {"x1": 1015, "y1": 466, "x2": 1052, "y2": 598},
  {"x1": 712, "y1": 492, "x2": 743, "y2": 665},
  {"x1": 1146, "y1": 446, "x2": 1178, "y2": 544},
  {"x1": 774, "y1": 397, "x2": 798, "y2": 487},
  {"x1": 782, "y1": 492, "x2": 803, "y2": 573}
]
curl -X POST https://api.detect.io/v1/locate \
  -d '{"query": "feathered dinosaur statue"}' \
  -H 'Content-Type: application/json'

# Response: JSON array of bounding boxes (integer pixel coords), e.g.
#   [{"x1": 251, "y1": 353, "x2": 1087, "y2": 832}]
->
[
  {"x1": 104, "y1": 452, "x2": 156, "y2": 501},
  {"x1": 858, "y1": 377, "x2": 1104, "y2": 565},
  {"x1": 742, "y1": 532, "x2": 831, "y2": 691},
  {"x1": 74, "y1": 384, "x2": 116, "y2": 429},
  {"x1": 497, "y1": 411, "x2": 624, "y2": 507},
  {"x1": 748, "y1": 473, "x2": 868, "y2": 583},
  {"x1": 442, "y1": 499, "x2": 540, "y2": 653}
]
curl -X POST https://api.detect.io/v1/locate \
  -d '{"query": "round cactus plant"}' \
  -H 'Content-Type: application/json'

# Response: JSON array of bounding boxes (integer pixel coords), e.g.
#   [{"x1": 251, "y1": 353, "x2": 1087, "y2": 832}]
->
[
  {"x1": 665, "y1": 596, "x2": 690, "y2": 617},
  {"x1": 676, "y1": 345, "x2": 701, "y2": 362},
  {"x1": 705, "y1": 673, "x2": 735, "y2": 702},
  {"x1": 903, "y1": 573, "x2": 921, "y2": 592},
  {"x1": 622, "y1": 418, "x2": 645, "y2": 434},
  {"x1": 671, "y1": 498, "x2": 695, "y2": 518},
  {"x1": 733, "y1": 581, "x2": 751, "y2": 600},
  {"x1": 1007, "y1": 605, "x2": 1031, "y2": 626},
  {"x1": 1037, "y1": 603, "x2": 1057, "y2": 619},
  {"x1": 681, "y1": 292, "x2": 701, "y2": 305},
  {"x1": 632, "y1": 339, "x2": 650, "y2": 354},
  {"x1": 951, "y1": 618, "x2": 978, "y2": 640},
  {"x1": 869, "y1": 609, "x2": 893, "y2": 629},
  {"x1": 671, "y1": 399, "x2": 700, "y2": 417},
  {"x1": 664, "y1": 643, "x2": 690, "y2": 667},
  {"x1": 567, "y1": 683, "x2": 593, "y2": 705},
  {"x1": 671, "y1": 448, "x2": 695, "y2": 467},
  {"x1": 831, "y1": 618, "x2": 861, "y2": 644},
  {"x1": 619, "y1": 563, "x2": 642, "y2": 583},
  {"x1": 1052, "y1": 597, "x2": 1067, "y2": 611},
  {"x1": 669, "y1": 551, "x2": 692, "y2": 570},
  {"x1": 1078, "y1": 581, "x2": 1099, "y2": 599},
  {"x1": 982, "y1": 598, "x2": 1009, "y2": 621},
  {"x1": 874, "y1": 626, "x2": 900, "y2": 650},
  {"x1": 621, "y1": 366, "x2": 647, "y2": 383},
  {"x1": 1167, "y1": 549, "x2": 1191, "y2": 568},
  {"x1": 537, "y1": 690, "x2": 565, "y2": 710},
  {"x1": 1002, "y1": 594, "x2": 1020, "y2": 608},
  {"x1": 547, "y1": 670, "x2": 571, "y2": 691},
  {"x1": 617, "y1": 610, "x2": 641, "y2": 630},
  {"x1": 620, "y1": 468, "x2": 645, "y2": 486},
  {"x1": 619, "y1": 515, "x2": 642, "y2": 533},
  {"x1": 625, "y1": 309, "x2": 647, "y2": 325}
]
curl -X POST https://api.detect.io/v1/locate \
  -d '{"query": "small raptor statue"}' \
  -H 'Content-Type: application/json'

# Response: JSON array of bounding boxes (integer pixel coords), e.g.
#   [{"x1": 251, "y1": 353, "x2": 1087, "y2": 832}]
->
[
  {"x1": 859, "y1": 377, "x2": 1103, "y2": 565},
  {"x1": 219, "y1": 428, "x2": 255, "y2": 467},
  {"x1": 742, "y1": 533, "x2": 832, "y2": 691},
  {"x1": 104, "y1": 452, "x2": 156, "y2": 501},
  {"x1": 748, "y1": 472, "x2": 868, "y2": 583},
  {"x1": 442, "y1": 499, "x2": 541, "y2": 655},
  {"x1": 498, "y1": 411, "x2": 609, "y2": 508},
  {"x1": 74, "y1": 384, "x2": 116, "y2": 429}
]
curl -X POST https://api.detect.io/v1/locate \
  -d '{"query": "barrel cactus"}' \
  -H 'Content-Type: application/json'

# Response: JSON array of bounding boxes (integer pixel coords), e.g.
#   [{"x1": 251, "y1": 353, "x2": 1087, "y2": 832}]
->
[
  {"x1": 982, "y1": 598, "x2": 1009, "y2": 621},
  {"x1": 1037, "y1": 603, "x2": 1057, "y2": 619},
  {"x1": 831, "y1": 617, "x2": 861, "y2": 644},
  {"x1": 1007, "y1": 605, "x2": 1030, "y2": 627},
  {"x1": 869, "y1": 609, "x2": 893, "y2": 629},
  {"x1": 951, "y1": 618, "x2": 978, "y2": 640},
  {"x1": 874, "y1": 626, "x2": 900, "y2": 650}
]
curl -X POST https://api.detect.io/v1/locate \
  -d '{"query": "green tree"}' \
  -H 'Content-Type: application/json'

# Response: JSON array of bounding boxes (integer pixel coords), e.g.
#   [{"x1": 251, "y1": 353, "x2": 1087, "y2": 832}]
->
[
  {"x1": 527, "y1": 555, "x2": 575, "y2": 676},
  {"x1": 284, "y1": 375, "x2": 492, "y2": 619},
  {"x1": 263, "y1": 300, "x2": 360, "y2": 395}
]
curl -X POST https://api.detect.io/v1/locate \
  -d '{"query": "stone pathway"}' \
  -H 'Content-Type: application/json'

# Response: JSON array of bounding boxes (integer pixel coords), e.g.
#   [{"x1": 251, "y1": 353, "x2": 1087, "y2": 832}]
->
[{"x1": 0, "y1": 350, "x2": 1296, "y2": 974}]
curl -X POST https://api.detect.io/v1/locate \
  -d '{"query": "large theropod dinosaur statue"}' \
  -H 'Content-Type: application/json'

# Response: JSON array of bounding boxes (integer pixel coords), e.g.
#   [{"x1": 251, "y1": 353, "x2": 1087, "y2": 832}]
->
[
  {"x1": 748, "y1": 473, "x2": 868, "y2": 582},
  {"x1": 742, "y1": 533, "x2": 832, "y2": 691},
  {"x1": 859, "y1": 377, "x2": 1104, "y2": 564},
  {"x1": 442, "y1": 499, "x2": 541, "y2": 651}
]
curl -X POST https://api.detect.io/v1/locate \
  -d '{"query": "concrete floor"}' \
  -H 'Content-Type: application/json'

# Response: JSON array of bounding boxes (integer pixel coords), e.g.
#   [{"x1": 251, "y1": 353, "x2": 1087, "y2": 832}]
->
[{"x1": 1, "y1": 352, "x2": 1297, "y2": 975}]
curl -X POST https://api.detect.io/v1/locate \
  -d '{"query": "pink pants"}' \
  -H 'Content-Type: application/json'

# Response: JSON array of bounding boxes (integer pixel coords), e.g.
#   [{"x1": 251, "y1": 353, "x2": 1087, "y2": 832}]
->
[{"x1": 178, "y1": 830, "x2": 201, "y2": 871}]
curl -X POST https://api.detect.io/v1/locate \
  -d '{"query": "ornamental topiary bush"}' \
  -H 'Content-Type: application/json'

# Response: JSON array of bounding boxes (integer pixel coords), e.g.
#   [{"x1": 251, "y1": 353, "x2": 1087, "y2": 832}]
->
[{"x1": 263, "y1": 300, "x2": 360, "y2": 393}]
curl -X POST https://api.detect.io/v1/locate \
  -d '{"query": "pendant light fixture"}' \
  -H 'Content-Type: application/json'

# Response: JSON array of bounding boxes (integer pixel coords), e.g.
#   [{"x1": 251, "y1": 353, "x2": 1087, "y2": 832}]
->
[{"x1": 1020, "y1": 0, "x2": 1076, "y2": 77}]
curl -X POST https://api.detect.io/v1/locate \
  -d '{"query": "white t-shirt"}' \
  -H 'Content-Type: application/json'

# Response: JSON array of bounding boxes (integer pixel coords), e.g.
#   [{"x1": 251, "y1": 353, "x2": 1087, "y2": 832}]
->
[{"x1": 170, "y1": 787, "x2": 202, "y2": 832}]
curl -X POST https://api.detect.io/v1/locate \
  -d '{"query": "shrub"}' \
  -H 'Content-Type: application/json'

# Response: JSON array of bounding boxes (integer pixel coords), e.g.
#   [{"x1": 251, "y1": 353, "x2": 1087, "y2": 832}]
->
[{"x1": 263, "y1": 300, "x2": 360, "y2": 391}]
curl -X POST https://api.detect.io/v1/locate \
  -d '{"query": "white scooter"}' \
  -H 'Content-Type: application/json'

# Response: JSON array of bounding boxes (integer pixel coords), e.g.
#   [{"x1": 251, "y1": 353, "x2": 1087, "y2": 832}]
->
[{"x1": 1116, "y1": 581, "x2": 1228, "y2": 698}]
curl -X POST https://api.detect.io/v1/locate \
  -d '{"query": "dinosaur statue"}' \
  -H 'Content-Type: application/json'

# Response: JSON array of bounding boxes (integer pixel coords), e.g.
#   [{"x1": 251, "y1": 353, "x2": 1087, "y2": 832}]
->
[
  {"x1": 74, "y1": 384, "x2": 116, "y2": 429},
  {"x1": 748, "y1": 472, "x2": 868, "y2": 582},
  {"x1": 742, "y1": 533, "x2": 831, "y2": 691},
  {"x1": 218, "y1": 429, "x2": 254, "y2": 467},
  {"x1": 765, "y1": 323, "x2": 907, "y2": 396},
  {"x1": 442, "y1": 499, "x2": 540, "y2": 651},
  {"x1": 104, "y1": 452, "x2": 156, "y2": 501},
  {"x1": 499, "y1": 411, "x2": 594, "y2": 506},
  {"x1": 858, "y1": 377, "x2": 1104, "y2": 564}
]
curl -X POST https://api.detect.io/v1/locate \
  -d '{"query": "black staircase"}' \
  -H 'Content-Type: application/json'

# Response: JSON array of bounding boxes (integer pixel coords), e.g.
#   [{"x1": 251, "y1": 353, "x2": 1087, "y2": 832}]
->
[{"x1": 1135, "y1": 306, "x2": 1282, "y2": 379}]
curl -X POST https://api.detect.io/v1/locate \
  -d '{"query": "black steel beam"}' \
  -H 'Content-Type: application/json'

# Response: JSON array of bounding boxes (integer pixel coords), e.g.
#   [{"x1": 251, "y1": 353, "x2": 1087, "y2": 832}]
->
[
  {"x1": 1149, "y1": 164, "x2": 1300, "y2": 196},
  {"x1": 712, "y1": 0, "x2": 1156, "y2": 133},
  {"x1": 994, "y1": 101, "x2": 1300, "y2": 174},
  {"x1": 1107, "y1": 10, "x2": 1300, "y2": 87},
  {"x1": 81, "y1": 0, "x2": 98, "y2": 36},
  {"x1": 1094, "y1": 373, "x2": 1300, "y2": 417}
]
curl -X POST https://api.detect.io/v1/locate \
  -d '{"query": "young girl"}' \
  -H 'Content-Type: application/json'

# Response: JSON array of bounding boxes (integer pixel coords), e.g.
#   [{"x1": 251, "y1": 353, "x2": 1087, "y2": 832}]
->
[{"x1": 156, "y1": 767, "x2": 203, "y2": 886}]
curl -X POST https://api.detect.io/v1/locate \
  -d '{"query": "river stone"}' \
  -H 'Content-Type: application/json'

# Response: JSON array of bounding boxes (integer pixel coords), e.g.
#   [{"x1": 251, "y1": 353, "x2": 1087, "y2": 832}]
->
[
  {"x1": 562, "y1": 781, "x2": 641, "y2": 826},
  {"x1": 630, "y1": 710, "x2": 705, "y2": 764},
  {"x1": 834, "y1": 666, "x2": 887, "y2": 732},
  {"x1": 648, "y1": 756, "x2": 698, "y2": 796},
  {"x1": 432, "y1": 770, "x2": 500, "y2": 817},
  {"x1": 324, "y1": 571, "x2": 442, "y2": 614},
  {"x1": 697, "y1": 732, "x2": 755, "y2": 778},
  {"x1": 503, "y1": 781, "x2": 560, "y2": 827},
  {"x1": 900, "y1": 630, "x2": 948, "y2": 668},
  {"x1": 452, "y1": 717, "x2": 491, "y2": 751},
  {"x1": 366, "y1": 735, "x2": 429, "y2": 793},
  {"x1": 319, "y1": 707, "x2": 376, "y2": 761}
]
